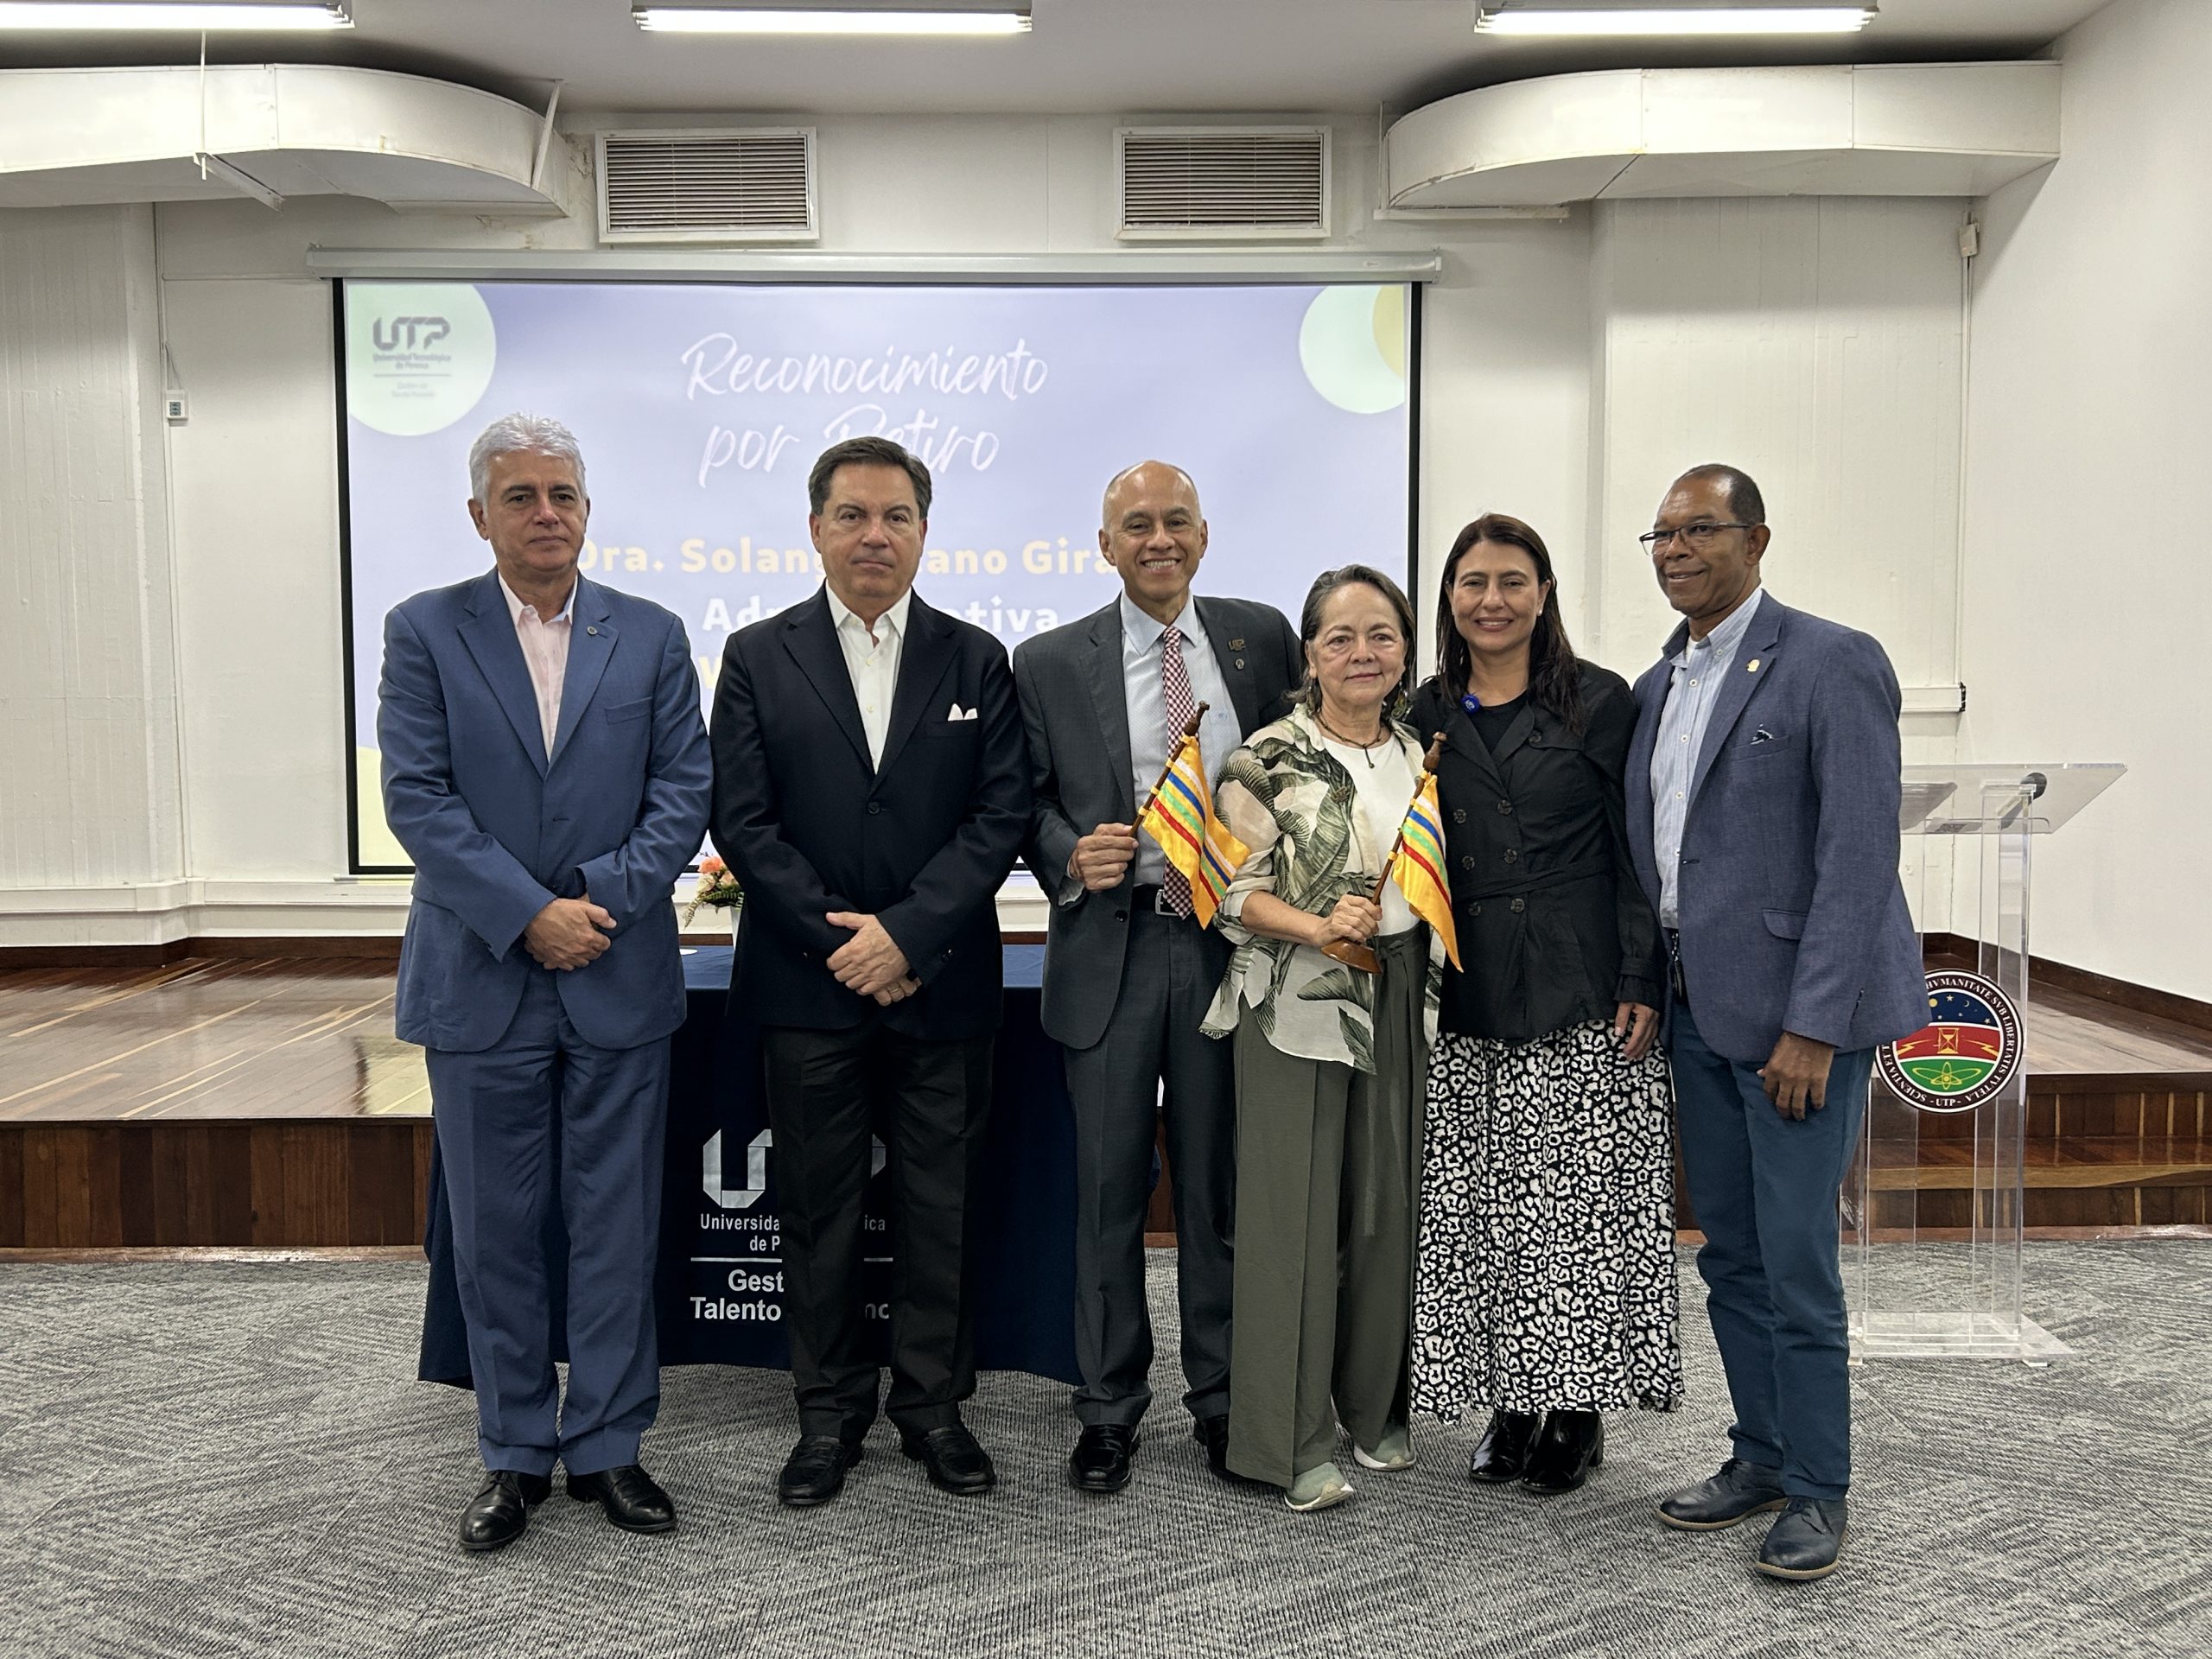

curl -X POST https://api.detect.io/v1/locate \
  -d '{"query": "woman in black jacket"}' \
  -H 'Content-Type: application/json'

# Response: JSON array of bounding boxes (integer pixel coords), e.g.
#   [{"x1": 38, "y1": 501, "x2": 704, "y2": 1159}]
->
[{"x1": 1407, "y1": 512, "x2": 1681, "y2": 1496}]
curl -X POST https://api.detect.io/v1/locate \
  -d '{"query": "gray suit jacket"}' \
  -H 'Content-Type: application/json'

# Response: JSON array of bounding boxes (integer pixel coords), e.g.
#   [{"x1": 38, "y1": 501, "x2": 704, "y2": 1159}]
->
[
  {"x1": 1624, "y1": 593, "x2": 1925, "y2": 1066},
  {"x1": 1014, "y1": 594, "x2": 1302, "y2": 1050}
]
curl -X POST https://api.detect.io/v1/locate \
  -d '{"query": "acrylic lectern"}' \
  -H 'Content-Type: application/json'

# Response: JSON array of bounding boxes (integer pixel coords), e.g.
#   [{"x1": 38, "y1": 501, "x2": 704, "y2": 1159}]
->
[{"x1": 1843, "y1": 762, "x2": 2125, "y2": 1362}]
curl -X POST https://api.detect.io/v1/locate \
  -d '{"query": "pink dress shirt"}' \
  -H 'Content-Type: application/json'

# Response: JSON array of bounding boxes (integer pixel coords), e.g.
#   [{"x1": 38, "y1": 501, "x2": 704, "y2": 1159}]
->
[{"x1": 498, "y1": 572, "x2": 575, "y2": 760}]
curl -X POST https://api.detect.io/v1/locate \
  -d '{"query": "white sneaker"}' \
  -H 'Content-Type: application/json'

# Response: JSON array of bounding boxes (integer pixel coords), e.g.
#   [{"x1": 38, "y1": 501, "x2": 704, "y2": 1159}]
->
[
  {"x1": 1284, "y1": 1462, "x2": 1356, "y2": 1512},
  {"x1": 1352, "y1": 1427, "x2": 1415, "y2": 1471}
]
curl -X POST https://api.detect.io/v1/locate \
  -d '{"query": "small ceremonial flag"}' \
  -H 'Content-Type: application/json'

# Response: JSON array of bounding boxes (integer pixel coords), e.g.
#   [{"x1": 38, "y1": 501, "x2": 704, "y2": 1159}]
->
[
  {"x1": 1388, "y1": 770, "x2": 1462, "y2": 970},
  {"x1": 1138, "y1": 728, "x2": 1249, "y2": 929}
]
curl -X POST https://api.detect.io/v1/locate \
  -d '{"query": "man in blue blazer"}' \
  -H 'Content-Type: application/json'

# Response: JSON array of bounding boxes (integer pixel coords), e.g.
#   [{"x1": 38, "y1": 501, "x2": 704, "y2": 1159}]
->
[
  {"x1": 1624, "y1": 465, "x2": 1923, "y2": 1582},
  {"x1": 709, "y1": 437, "x2": 1030, "y2": 1509},
  {"x1": 379, "y1": 414, "x2": 711, "y2": 1553}
]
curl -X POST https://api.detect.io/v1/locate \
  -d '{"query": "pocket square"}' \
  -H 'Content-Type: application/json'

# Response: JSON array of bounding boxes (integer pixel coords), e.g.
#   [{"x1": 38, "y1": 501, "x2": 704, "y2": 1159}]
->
[
  {"x1": 945, "y1": 702, "x2": 979, "y2": 721},
  {"x1": 1751, "y1": 726, "x2": 1777, "y2": 745}
]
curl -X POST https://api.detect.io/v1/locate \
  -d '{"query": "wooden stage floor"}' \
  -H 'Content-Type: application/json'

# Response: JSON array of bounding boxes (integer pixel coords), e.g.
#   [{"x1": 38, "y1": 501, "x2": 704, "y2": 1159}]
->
[{"x1": 1, "y1": 951, "x2": 2208, "y2": 1245}]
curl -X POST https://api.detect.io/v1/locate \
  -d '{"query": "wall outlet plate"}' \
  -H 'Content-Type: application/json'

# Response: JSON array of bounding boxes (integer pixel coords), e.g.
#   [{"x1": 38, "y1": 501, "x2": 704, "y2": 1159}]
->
[{"x1": 164, "y1": 393, "x2": 188, "y2": 423}]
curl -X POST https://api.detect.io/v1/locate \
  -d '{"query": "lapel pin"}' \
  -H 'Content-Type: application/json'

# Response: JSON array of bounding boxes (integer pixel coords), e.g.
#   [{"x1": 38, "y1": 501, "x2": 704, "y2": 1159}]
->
[
  {"x1": 1745, "y1": 658, "x2": 1759, "y2": 671},
  {"x1": 1229, "y1": 638, "x2": 1246, "y2": 650},
  {"x1": 1234, "y1": 658, "x2": 1246, "y2": 670}
]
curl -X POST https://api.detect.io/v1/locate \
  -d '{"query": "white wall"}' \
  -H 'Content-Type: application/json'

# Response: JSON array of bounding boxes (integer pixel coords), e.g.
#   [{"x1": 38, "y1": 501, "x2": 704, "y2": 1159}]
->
[
  {"x1": 1960, "y1": 0, "x2": 2212, "y2": 1000},
  {"x1": 1587, "y1": 195, "x2": 1967, "y2": 696},
  {"x1": 2, "y1": 111, "x2": 1980, "y2": 947},
  {"x1": 0, "y1": 205, "x2": 185, "y2": 917}
]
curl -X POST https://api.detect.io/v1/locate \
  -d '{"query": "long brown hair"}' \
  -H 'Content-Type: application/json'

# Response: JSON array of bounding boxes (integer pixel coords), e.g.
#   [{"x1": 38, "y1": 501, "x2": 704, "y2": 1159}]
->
[{"x1": 1432, "y1": 513, "x2": 1586, "y2": 736}]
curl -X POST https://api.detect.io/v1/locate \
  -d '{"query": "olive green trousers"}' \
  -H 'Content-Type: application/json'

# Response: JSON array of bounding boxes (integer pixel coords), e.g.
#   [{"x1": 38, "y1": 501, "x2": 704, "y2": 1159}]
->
[{"x1": 1224, "y1": 930, "x2": 1425, "y2": 1488}]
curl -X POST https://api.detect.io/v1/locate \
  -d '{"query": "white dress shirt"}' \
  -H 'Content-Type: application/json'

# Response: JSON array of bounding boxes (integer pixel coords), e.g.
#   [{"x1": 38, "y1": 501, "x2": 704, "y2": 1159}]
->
[
  {"x1": 1321, "y1": 734, "x2": 1419, "y2": 937},
  {"x1": 829, "y1": 586, "x2": 912, "y2": 768},
  {"x1": 1121, "y1": 592, "x2": 1242, "y2": 888},
  {"x1": 498, "y1": 572, "x2": 575, "y2": 760},
  {"x1": 1649, "y1": 587, "x2": 1765, "y2": 929}
]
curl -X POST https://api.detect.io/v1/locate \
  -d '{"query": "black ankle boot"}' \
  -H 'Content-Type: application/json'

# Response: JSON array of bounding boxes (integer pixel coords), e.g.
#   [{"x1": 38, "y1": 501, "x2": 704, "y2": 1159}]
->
[
  {"x1": 1467, "y1": 1409, "x2": 1541, "y2": 1483},
  {"x1": 1519, "y1": 1410, "x2": 1604, "y2": 1495}
]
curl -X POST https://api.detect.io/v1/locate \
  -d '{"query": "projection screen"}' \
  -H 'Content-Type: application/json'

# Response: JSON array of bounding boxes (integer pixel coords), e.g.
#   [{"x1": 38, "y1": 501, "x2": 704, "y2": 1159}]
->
[{"x1": 337, "y1": 277, "x2": 1417, "y2": 869}]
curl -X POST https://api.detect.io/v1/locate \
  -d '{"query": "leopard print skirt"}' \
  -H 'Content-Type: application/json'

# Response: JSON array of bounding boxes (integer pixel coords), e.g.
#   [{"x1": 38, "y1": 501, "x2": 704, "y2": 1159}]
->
[{"x1": 1410, "y1": 1020, "x2": 1684, "y2": 1421}]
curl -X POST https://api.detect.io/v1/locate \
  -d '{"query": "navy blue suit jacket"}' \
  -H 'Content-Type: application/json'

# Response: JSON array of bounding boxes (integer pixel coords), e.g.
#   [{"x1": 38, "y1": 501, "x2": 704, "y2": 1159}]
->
[
  {"x1": 708, "y1": 586, "x2": 1031, "y2": 1042},
  {"x1": 378, "y1": 570, "x2": 712, "y2": 1053},
  {"x1": 1625, "y1": 592, "x2": 1924, "y2": 1066}
]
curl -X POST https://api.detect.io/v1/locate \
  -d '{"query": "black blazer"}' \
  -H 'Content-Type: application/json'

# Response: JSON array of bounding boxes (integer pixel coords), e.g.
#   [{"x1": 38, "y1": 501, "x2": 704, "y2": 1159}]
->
[
  {"x1": 709, "y1": 587, "x2": 1032, "y2": 1041},
  {"x1": 1012, "y1": 594, "x2": 1302, "y2": 1050},
  {"x1": 1412, "y1": 663, "x2": 1664, "y2": 1046}
]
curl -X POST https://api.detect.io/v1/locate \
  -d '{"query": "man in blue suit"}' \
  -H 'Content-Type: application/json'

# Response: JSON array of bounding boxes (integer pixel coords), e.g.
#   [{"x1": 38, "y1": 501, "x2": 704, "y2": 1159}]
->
[
  {"x1": 1624, "y1": 465, "x2": 1924, "y2": 1582},
  {"x1": 379, "y1": 413, "x2": 711, "y2": 1553}
]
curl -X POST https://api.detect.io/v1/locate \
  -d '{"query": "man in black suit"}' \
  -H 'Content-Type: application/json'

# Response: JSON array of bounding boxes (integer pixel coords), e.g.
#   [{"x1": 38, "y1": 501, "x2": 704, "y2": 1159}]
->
[
  {"x1": 1012, "y1": 461, "x2": 1302, "y2": 1494},
  {"x1": 709, "y1": 435, "x2": 1030, "y2": 1507}
]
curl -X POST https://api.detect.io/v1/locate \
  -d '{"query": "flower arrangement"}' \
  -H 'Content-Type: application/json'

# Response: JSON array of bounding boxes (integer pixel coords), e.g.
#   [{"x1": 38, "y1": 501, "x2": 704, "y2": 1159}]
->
[{"x1": 683, "y1": 855, "x2": 746, "y2": 924}]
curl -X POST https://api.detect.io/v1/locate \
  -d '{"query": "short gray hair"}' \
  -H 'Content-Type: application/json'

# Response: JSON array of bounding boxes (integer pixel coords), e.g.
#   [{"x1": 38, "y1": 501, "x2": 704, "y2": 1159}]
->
[{"x1": 468, "y1": 413, "x2": 588, "y2": 502}]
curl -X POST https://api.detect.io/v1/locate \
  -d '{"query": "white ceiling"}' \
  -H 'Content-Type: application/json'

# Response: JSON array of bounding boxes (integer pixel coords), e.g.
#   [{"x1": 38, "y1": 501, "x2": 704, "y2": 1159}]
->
[{"x1": 0, "y1": 0, "x2": 2115, "y2": 118}]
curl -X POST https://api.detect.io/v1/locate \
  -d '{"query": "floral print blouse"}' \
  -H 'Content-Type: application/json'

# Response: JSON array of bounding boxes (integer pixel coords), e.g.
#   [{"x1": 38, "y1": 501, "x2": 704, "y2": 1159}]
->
[{"x1": 1201, "y1": 704, "x2": 1444, "y2": 1072}]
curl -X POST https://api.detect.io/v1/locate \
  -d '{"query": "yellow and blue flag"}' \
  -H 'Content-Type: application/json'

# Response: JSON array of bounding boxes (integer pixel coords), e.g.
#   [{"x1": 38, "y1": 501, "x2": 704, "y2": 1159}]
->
[
  {"x1": 1389, "y1": 770, "x2": 1461, "y2": 970},
  {"x1": 1137, "y1": 730, "x2": 1249, "y2": 929}
]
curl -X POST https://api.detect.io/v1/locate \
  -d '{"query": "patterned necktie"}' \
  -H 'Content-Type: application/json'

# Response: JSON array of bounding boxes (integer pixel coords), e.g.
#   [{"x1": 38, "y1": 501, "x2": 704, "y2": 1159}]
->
[{"x1": 1158, "y1": 624, "x2": 1196, "y2": 918}]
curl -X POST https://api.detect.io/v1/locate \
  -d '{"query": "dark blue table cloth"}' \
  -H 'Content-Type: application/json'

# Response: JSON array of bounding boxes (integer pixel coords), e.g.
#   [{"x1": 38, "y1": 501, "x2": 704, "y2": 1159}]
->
[{"x1": 419, "y1": 943, "x2": 1080, "y2": 1387}]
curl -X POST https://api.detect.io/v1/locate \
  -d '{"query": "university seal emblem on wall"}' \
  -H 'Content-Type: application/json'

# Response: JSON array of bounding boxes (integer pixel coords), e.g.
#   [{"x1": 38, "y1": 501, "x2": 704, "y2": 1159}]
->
[{"x1": 1876, "y1": 970, "x2": 2024, "y2": 1114}]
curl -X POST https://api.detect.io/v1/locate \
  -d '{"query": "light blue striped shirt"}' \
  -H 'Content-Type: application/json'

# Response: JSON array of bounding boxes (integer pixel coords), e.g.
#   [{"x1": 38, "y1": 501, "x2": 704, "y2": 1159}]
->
[{"x1": 1649, "y1": 588, "x2": 1765, "y2": 929}]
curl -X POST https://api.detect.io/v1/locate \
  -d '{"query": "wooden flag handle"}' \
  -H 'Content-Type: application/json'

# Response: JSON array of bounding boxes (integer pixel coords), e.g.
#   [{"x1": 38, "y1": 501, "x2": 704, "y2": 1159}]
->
[
  {"x1": 1135, "y1": 701, "x2": 1209, "y2": 824},
  {"x1": 1319, "y1": 732, "x2": 1446, "y2": 977}
]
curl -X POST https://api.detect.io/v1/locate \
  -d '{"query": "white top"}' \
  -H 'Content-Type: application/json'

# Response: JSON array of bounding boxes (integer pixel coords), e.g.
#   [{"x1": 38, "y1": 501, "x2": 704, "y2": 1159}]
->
[
  {"x1": 827, "y1": 586, "x2": 912, "y2": 768},
  {"x1": 497, "y1": 571, "x2": 575, "y2": 760},
  {"x1": 1320, "y1": 734, "x2": 1419, "y2": 937},
  {"x1": 1119, "y1": 592, "x2": 1242, "y2": 889}
]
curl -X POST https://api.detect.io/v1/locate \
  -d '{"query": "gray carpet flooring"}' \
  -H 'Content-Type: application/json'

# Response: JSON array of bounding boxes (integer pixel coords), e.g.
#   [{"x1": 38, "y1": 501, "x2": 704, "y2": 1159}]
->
[{"x1": 1, "y1": 1243, "x2": 2208, "y2": 1659}]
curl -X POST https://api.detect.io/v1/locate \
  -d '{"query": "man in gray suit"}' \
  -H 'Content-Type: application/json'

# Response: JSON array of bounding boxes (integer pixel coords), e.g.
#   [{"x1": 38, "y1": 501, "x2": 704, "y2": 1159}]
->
[
  {"x1": 1013, "y1": 461, "x2": 1301, "y2": 1494},
  {"x1": 1624, "y1": 464, "x2": 1925, "y2": 1582}
]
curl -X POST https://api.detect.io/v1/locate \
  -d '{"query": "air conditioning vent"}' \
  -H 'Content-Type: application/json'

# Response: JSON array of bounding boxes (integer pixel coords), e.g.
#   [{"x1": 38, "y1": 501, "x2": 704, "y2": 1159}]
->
[
  {"x1": 596, "y1": 128, "x2": 817, "y2": 244},
  {"x1": 1116, "y1": 126, "x2": 1331, "y2": 240}
]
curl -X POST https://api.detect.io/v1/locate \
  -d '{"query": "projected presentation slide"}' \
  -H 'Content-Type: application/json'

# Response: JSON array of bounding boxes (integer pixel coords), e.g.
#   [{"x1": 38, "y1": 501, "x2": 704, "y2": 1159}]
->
[{"x1": 340, "y1": 278, "x2": 1414, "y2": 868}]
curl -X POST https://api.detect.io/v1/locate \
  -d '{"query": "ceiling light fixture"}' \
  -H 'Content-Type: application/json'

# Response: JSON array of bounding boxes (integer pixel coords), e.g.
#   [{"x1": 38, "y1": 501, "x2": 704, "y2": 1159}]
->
[
  {"x1": 1476, "y1": 3, "x2": 1872, "y2": 35},
  {"x1": 0, "y1": 1, "x2": 350, "y2": 27},
  {"x1": 635, "y1": 5, "x2": 1029, "y2": 35}
]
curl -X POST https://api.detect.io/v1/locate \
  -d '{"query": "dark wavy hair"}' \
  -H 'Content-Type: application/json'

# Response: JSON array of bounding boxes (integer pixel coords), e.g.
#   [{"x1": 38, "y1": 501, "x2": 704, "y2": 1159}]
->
[
  {"x1": 1297, "y1": 563, "x2": 1419, "y2": 718},
  {"x1": 1432, "y1": 513, "x2": 1586, "y2": 736}
]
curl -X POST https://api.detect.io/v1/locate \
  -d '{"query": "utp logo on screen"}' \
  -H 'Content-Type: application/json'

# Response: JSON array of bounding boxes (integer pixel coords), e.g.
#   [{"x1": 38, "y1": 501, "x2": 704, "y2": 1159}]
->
[
  {"x1": 370, "y1": 315, "x2": 452, "y2": 353},
  {"x1": 345, "y1": 282, "x2": 497, "y2": 439}
]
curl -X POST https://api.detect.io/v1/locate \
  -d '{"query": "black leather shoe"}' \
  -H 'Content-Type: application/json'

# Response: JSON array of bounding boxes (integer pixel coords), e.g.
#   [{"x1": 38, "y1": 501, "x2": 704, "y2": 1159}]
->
[
  {"x1": 1755, "y1": 1497, "x2": 1849, "y2": 1580},
  {"x1": 1519, "y1": 1410, "x2": 1605, "y2": 1495},
  {"x1": 459, "y1": 1469, "x2": 550, "y2": 1553},
  {"x1": 1068, "y1": 1424, "x2": 1139, "y2": 1494},
  {"x1": 565, "y1": 1463, "x2": 676, "y2": 1534},
  {"x1": 900, "y1": 1424, "x2": 996, "y2": 1496},
  {"x1": 778, "y1": 1434, "x2": 865, "y2": 1509},
  {"x1": 1193, "y1": 1414, "x2": 1236, "y2": 1483},
  {"x1": 1467, "y1": 1409, "x2": 1541, "y2": 1484},
  {"x1": 1656, "y1": 1458, "x2": 1789, "y2": 1531}
]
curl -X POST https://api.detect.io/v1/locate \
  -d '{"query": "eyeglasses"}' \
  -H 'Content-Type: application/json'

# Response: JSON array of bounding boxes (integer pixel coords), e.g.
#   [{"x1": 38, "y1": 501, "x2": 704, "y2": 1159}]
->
[{"x1": 1639, "y1": 521, "x2": 1758, "y2": 550}]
